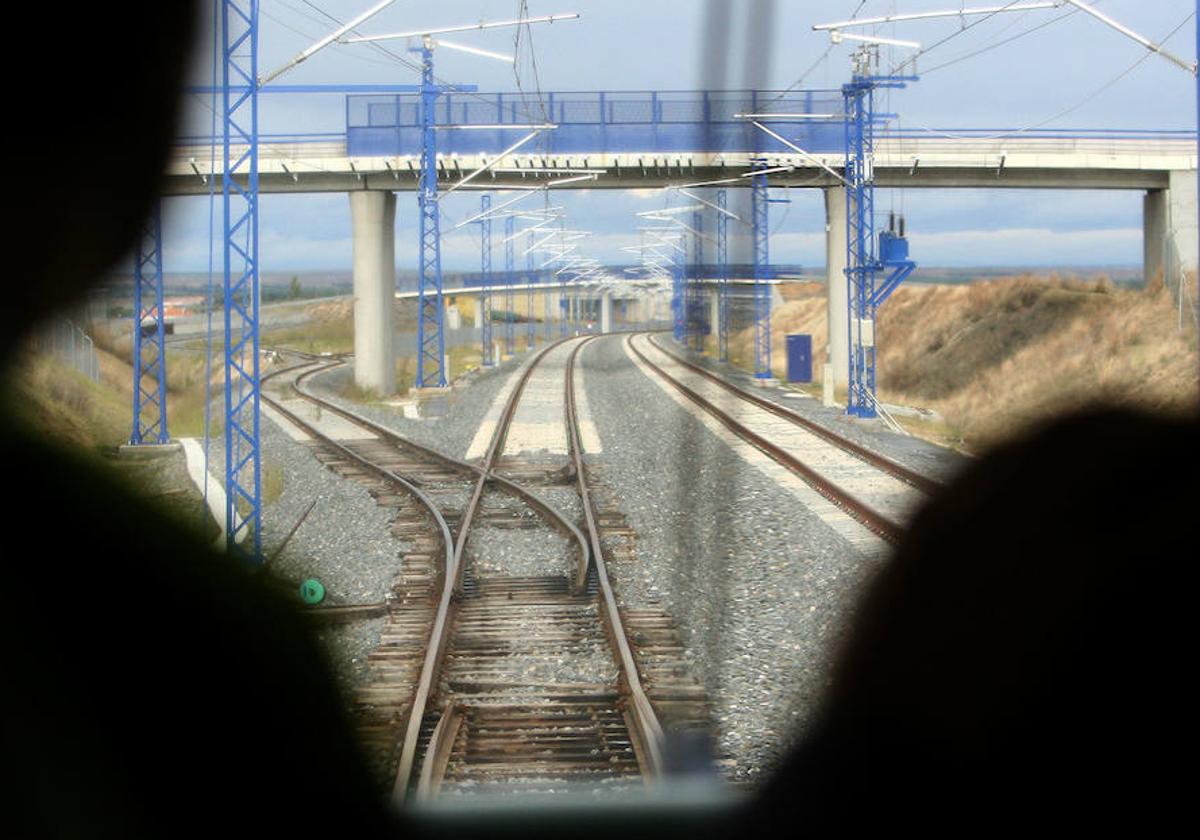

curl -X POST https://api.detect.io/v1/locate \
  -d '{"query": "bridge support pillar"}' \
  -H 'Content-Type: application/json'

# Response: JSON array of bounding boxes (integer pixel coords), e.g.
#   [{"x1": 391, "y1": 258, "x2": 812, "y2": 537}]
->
[
  {"x1": 600, "y1": 291, "x2": 613, "y2": 333},
  {"x1": 1167, "y1": 170, "x2": 1199, "y2": 285},
  {"x1": 1145, "y1": 188, "x2": 1168, "y2": 286},
  {"x1": 350, "y1": 190, "x2": 396, "y2": 396},
  {"x1": 825, "y1": 187, "x2": 849, "y2": 391},
  {"x1": 1145, "y1": 172, "x2": 1199, "y2": 289}
]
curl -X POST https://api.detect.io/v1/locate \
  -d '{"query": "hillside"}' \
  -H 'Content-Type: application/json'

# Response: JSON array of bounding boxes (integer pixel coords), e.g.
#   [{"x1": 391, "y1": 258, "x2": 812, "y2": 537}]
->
[{"x1": 729, "y1": 274, "x2": 1199, "y2": 451}]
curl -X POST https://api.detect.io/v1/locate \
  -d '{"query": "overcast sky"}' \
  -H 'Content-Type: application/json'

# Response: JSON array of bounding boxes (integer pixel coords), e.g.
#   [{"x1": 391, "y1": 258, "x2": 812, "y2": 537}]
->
[{"x1": 163, "y1": 0, "x2": 1200, "y2": 273}]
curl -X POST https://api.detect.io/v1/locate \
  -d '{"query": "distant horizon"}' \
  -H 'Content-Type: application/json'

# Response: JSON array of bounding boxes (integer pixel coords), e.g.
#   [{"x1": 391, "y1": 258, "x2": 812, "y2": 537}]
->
[{"x1": 127, "y1": 263, "x2": 1145, "y2": 282}]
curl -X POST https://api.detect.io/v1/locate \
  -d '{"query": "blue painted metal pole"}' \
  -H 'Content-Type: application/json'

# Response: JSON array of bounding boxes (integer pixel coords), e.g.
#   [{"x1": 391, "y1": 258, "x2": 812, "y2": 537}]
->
[
  {"x1": 504, "y1": 215, "x2": 515, "y2": 356},
  {"x1": 222, "y1": 0, "x2": 262, "y2": 559},
  {"x1": 717, "y1": 189, "x2": 730, "y2": 362},
  {"x1": 479, "y1": 194, "x2": 493, "y2": 366},
  {"x1": 416, "y1": 41, "x2": 446, "y2": 388},
  {"x1": 672, "y1": 247, "x2": 685, "y2": 342},
  {"x1": 131, "y1": 200, "x2": 169, "y2": 445},
  {"x1": 693, "y1": 211, "x2": 707, "y2": 351},
  {"x1": 752, "y1": 165, "x2": 772, "y2": 378},
  {"x1": 526, "y1": 229, "x2": 537, "y2": 349},
  {"x1": 842, "y1": 55, "x2": 917, "y2": 418},
  {"x1": 540, "y1": 233, "x2": 553, "y2": 342}
]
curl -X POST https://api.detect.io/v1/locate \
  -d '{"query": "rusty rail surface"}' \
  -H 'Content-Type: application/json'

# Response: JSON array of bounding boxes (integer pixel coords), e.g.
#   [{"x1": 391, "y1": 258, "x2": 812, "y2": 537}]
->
[
  {"x1": 274, "y1": 345, "x2": 593, "y2": 802},
  {"x1": 266, "y1": 342, "x2": 662, "y2": 798},
  {"x1": 564, "y1": 335, "x2": 666, "y2": 776},
  {"x1": 628, "y1": 334, "x2": 907, "y2": 543},
  {"x1": 646, "y1": 333, "x2": 942, "y2": 494}
]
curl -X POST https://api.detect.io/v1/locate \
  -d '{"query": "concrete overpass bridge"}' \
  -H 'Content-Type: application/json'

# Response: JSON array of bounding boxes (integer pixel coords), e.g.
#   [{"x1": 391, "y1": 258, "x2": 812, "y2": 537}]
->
[{"x1": 164, "y1": 89, "x2": 1198, "y2": 391}]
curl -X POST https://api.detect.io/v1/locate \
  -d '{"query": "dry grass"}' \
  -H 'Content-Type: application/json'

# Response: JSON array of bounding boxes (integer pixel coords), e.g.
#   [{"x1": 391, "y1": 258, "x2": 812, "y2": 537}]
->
[
  {"x1": 7, "y1": 350, "x2": 132, "y2": 453},
  {"x1": 727, "y1": 275, "x2": 1199, "y2": 452}
]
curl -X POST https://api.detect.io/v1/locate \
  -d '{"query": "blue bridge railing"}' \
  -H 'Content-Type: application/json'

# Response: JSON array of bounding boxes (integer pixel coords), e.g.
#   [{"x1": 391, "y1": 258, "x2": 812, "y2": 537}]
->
[{"x1": 346, "y1": 89, "x2": 847, "y2": 157}]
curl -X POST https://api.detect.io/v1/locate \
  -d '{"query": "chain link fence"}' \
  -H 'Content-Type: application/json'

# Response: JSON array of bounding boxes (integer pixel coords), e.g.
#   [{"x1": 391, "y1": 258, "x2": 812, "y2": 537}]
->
[{"x1": 33, "y1": 318, "x2": 100, "y2": 382}]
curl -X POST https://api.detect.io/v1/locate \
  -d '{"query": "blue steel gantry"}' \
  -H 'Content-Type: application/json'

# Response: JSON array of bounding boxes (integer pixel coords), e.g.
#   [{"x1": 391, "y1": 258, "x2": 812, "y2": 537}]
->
[
  {"x1": 478, "y1": 194, "x2": 494, "y2": 366},
  {"x1": 751, "y1": 163, "x2": 772, "y2": 379},
  {"x1": 221, "y1": 0, "x2": 262, "y2": 559},
  {"x1": 130, "y1": 201, "x2": 169, "y2": 446},
  {"x1": 716, "y1": 189, "x2": 730, "y2": 362},
  {"x1": 416, "y1": 40, "x2": 449, "y2": 388},
  {"x1": 843, "y1": 48, "x2": 917, "y2": 418},
  {"x1": 688, "y1": 210, "x2": 705, "y2": 352},
  {"x1": 526, "y1": 230, "x2": 537, "y2": 349},
  {"x1": 504, "y1": 216, "x2": 516, "y2": 356}
]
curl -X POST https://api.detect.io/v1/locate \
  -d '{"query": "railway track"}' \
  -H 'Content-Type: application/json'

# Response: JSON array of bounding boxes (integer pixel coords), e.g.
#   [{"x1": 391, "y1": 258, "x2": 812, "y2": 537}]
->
[
  {"x1": 628, "y1": 332, "x2": 940, "y2": 543},
  {"x1": 261, "y1": 339, "x2": 708, "y2": 801}
]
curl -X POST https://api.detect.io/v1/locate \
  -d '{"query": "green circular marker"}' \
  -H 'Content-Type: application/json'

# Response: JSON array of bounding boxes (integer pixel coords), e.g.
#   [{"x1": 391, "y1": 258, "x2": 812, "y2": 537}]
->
[{"x1": 300, "y1": 578, "x2": 326, "y2": 605}]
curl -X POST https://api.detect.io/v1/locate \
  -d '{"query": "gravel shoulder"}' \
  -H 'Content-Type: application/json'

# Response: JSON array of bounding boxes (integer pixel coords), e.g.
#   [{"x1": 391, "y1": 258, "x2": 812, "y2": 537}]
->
[
  {"x1": 205, "y1": 389, "x2": 408, "y2": 705},
  {"x1": 581, "y1": 333, "x2": 893, "y2": 787},
  {"x1": 307, "y1": 353, "x2": 533, "y2": 461},
  {"x1": 647, "y1": 333, "x2": 970, "y2": 484}
]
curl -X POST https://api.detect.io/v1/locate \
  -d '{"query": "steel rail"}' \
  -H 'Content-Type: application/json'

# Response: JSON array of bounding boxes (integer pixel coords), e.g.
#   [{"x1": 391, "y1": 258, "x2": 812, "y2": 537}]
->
[
  {"x1": 409, "y1": 338, "x2": 595, "y2": 803},
  {"x1": 627, "y1": 334, "x2": 906, "y2": 543},
  {"x1": 272, "y1": 349, "x2": 592, "y2": 804},
  {"x1": 645, "y1": 333, "x2": 942, "y2": 494},
  {"x1": 287, "y1": 351, "x2": 591, "y2": 593},
  {"x1": 260, "y1": 357, "x2": 455, "y2": 595},
  {"x1": 564, "y1": 335, "x2": 665, "y2": 778}
]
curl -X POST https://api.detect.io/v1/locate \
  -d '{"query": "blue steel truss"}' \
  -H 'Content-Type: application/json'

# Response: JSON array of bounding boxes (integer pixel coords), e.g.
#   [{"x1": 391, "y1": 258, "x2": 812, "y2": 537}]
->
[
  {"x1": 504, "y1": 216, "x2": 515, "y2": 356},
  {"x1": 348, "y1": 89, "x2": 845, "y2": 156},
  {"x1": 131, "y1": 201, "x2": 169, "y2": 445},
  {"x1": 559, "y1": 269, "x2": 569, "y2": 338},
  {"x1": 843, "y1": 57, "x2": 918, "y2": 418},
  {"x1": 539, "y1": 233, "x2": 553, "y2": 342},
  {"x1": 222, "y1": 0, "x2": 261, "y2": 559},
  {"x1": 672, "y1": 248, "x2": 685, "y2": 343},
  {"x1": 526, "y1": 230, "x2": 537, "y2": 349},
  {"x1": 416, "y1": 43, "x2": 448, "y2": 388},
  {"x1": 752, "y1": 164, "x2": 771, "y2": 378},
  {"x1": 688, "y1": 211, "x2": 705, "y2": 351},
  {"x1": 478, "y1": 194, "x2": 493, "y2": 366},
  {"x1": 717, "y1": 189, "x2": 729, "y2": 362}
]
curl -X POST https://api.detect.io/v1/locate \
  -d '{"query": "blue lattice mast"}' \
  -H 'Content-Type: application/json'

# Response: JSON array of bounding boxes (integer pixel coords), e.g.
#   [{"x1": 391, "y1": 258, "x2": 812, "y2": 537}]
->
[
  {"x1": 416, "y1": 40, "x2": 447, "y2": 387},
  {"x1": 538, "y1": 232, "x2": 553, "y2": 342},
  {"x1": 526, "y1": 229, "x2": 537, "y2": 349},
  {"x1": 843, "y1": 46, "x2": 916, "y2": 417},
  {"x1": 478, "y1": 193, "x2": 494, "y2": 366},
  {"x1": 221, "y1": 0, "x2": 262, "y2": 558},
  {"x1": 717, "y1": 189, "x2": 730, "y2": 362},
  {"x1": 751, "y1": 163, "x2": 772, "y2": 378},
  {"x1": 689, "y1": 210, "x2": 705, "y2": 351},
  {"x1": 209, "y1": 0, "x2": 406, "y2": 561},
  {"x1": 131, "y1": 200, "x2": 169, "y2": 445},
  {"x1": 672, "y1": 242, "x2": 685, "y2": 343},
  {"x1": 558, "y1": 222, "x2": 570, "y2": 338},
  {"x1": 504, "y1": 216, "x2": 516, "y2": 355}
]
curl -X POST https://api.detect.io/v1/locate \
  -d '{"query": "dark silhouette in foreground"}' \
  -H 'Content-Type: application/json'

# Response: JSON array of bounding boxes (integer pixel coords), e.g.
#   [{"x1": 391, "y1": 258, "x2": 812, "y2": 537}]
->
[
  {"x1": 2, "y1": 4, "x2": 1195, "y2": 837},
  {"x1": 758, "y1": 407, "x2": 1197, "y2": 832}
]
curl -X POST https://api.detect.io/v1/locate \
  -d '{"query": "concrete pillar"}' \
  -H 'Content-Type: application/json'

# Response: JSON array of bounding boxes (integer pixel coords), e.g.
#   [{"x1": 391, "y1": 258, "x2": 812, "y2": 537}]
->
[
  {"x1": 1167, "y1": 170, "x2": 1199, "y2": 286},
  {"x1": 825, "y1": 188, "x2": 849, "y2": 389},
  {"x1": 350, "y1": 191, "x2": 396, "y2": 396},
  {"x1": 600, "y1": 291, "x2": 613, "y2": 333},
  {"x1": 1144, "y1": 189, "x2": 1167, "y2": 286}
]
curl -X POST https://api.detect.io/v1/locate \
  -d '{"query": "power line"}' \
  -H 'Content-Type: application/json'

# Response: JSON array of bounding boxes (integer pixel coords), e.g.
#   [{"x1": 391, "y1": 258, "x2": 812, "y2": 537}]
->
[
  {"x1": 912, "y1": 9, "x2": 1196, "y2": 141},
  {"x1": 921, "y1": 4, "x2": 1083, "y2": 75},
  {"x1": 890, "y1": 0, "x2": 1027, "y2": 75},
  {"x1": 766, "y1": 0, "x2": 870, "y2": 104}
]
